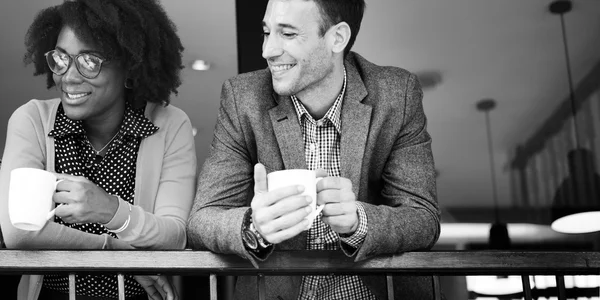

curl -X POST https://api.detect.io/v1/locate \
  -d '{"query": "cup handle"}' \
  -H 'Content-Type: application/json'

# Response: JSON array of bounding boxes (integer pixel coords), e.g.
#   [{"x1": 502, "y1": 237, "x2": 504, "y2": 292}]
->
[
  {"x1": 54, "y1": 179, "x2": 64, "y2": 190},
  {"x1": 47, "y1": 205, "x2": 60, "y2": 221}
]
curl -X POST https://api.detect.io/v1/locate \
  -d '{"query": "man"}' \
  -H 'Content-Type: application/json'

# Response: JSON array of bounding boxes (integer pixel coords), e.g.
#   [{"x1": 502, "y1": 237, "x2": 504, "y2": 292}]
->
[{"x1": 187, "y1": 0, "x2": 440, "y2": 298}]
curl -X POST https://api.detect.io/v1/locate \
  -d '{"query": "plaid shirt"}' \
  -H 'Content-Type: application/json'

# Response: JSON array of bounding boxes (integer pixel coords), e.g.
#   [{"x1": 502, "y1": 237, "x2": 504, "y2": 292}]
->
[{"x1": 290, "y1": 68, "x2": 376, "y2": 300}]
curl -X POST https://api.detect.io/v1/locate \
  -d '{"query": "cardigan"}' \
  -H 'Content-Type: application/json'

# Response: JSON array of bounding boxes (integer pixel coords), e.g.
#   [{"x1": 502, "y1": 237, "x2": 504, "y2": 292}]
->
[{"x1": 0, "y1": 98, "x2": 197, "y2": 300}]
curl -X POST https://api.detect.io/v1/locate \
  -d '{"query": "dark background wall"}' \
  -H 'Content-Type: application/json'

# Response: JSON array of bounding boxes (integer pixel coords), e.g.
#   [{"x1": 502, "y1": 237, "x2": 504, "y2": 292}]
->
[{"x1": 236, "y1": 0, "x2": 268, "y2": 73}]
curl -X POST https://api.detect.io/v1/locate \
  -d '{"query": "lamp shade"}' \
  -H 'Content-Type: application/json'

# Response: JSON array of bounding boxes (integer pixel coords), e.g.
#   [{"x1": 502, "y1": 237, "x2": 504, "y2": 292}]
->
[
  {"x1": 489, "y1": 222, "x2": 511, "y2": 249},
  {"x1": 550, "y1": 148, "x2": 600, "y2": 233}
]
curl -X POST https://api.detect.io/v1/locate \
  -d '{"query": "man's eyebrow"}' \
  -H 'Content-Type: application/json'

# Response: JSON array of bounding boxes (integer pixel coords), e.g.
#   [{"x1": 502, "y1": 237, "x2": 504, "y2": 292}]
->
[{"x1": 262, "y1": 21, "x2": 298, "y2": 31}]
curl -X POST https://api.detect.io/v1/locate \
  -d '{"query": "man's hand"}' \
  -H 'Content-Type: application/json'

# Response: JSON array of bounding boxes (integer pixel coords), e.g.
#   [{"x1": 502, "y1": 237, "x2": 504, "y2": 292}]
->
[
  {"x1": 53, "y1": 173, "x2": 119, "y2": 224},
  {"x1": 250, "y1": 164, "x2": 312, "y2": 244},
  {"x1": 316, "y1": 171, "x2": 359, "y2": 235},
  {"x1": 134, "y1": 275, "x2": 178, "y2": 300}
]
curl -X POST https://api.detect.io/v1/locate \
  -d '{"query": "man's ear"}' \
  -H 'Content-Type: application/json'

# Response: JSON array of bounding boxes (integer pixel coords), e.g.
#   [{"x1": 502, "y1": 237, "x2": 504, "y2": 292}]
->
[{"x1": 329, "y1": 22, "x2": 351, "y2": 54}]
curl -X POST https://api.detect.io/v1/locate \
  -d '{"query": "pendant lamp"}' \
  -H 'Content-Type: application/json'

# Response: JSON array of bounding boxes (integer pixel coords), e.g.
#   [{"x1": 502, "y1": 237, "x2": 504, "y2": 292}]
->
[
  {"x1": 477, "y1": 99, "x2": 511, "y2": 249},
  {"x1": 548, "y1": 0, "x2": 600, "y2": 234}
]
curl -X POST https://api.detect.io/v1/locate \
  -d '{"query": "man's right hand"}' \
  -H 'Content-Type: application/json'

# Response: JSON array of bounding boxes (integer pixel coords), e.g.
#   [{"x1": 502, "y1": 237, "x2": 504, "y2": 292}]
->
[{"x1": 250, "y1": 164, "x2": 313, "y2": 244}]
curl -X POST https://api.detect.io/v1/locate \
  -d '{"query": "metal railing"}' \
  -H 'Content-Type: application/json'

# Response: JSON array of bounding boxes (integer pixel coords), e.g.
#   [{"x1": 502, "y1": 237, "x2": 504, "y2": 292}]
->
[{"x1": 0, "y1": 250, "x2": 598, "y2": 300}]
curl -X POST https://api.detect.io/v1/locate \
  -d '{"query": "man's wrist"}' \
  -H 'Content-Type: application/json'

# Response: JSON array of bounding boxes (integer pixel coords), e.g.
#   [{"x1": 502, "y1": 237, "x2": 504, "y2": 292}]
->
[
  {"x1": 242, "y1": 209, "x2": 272, "y2": 252},
  {"x1": 339, "y1": 202, "x2": 368, "y2": 247}
]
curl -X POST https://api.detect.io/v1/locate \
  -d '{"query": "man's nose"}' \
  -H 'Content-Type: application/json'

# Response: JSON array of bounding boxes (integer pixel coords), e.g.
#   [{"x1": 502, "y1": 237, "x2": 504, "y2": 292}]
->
[{"x1": 262, "y1": 35, "x2": 283, "y2": 59}]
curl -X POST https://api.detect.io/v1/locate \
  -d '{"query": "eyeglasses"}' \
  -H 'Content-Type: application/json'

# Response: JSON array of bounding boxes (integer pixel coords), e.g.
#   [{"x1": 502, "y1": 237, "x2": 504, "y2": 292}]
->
[{"x1": 44, "y1": 49, "x2": 109, "y2": 79}]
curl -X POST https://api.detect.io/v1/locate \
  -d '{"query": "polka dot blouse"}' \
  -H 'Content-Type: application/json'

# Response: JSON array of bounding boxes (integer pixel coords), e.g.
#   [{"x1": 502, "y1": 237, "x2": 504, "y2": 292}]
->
[{"x1": 44, "y1": 103, "x2": 158, "y2": 298}]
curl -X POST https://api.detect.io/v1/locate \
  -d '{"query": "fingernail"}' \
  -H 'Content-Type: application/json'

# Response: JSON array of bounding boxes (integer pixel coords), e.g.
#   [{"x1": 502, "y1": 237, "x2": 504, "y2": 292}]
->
[
  {"x1": 306, "y1": 196, "x2": 313, "y2": 203},
  {"x1": 297, "y1": 185, "x2": 305, "y2": 193},
  {"x1": 305, "y1": 206, "x2": 312, "y2": 213}
]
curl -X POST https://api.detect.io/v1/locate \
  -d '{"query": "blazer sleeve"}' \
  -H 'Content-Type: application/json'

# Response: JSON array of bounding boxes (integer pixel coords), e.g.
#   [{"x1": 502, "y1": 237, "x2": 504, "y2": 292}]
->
[
  {"x1": 108, "y1": 110, "x2": 197, "y2": 250},
  {"x1": 0, "y1": 103, "x2": 107, "y2": 249},
  {"x1": 187, "y1": 79, "x2": 255, "y2": 260},
  {"x1": 356, "y1": 74, "x2": 440, "y2": 261}
]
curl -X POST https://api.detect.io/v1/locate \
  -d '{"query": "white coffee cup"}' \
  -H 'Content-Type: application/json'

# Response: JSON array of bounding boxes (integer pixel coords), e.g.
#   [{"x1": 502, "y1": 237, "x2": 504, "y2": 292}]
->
[
  {"x1": 8, "y1": 168, "x2": 60, "y2": 231},
  {"x1": 267, "y1": 169, "x2": 324, "y2": 230}
]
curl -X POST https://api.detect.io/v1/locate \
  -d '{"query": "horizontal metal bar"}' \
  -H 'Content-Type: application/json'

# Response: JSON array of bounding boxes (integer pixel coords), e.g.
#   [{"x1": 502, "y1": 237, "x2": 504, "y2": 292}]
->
[{"x1": 0, "y1": 250, "x2": 597, "y2": 276}]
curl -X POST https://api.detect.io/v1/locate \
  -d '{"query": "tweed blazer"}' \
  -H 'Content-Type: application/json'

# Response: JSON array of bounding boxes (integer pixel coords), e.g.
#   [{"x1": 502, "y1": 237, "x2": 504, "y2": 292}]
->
[{"x1": 188, "y1": 52, "x2": 440, "y2": 299}]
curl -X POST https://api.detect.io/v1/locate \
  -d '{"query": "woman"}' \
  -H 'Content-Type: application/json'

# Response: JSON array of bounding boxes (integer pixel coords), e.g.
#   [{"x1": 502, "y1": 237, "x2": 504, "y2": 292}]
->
[{"x1": 0, "y1": 0, "x2": 196, "y2": 299}]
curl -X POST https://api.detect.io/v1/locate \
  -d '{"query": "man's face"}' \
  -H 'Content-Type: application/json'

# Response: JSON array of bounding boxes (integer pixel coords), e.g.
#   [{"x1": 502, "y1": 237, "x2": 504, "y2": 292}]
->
[{"x1": 262, "y1": 0, "x2": 334, "y2": 97}]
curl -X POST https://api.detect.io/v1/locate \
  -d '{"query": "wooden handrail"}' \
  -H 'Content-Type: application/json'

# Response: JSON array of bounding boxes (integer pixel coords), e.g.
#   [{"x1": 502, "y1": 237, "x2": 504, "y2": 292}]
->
[
  {"x1": 0, "y1": 250, "x2": 598, "y2": 300},
  {"x1": 0, "y1": 250, "x2": 598, "y2": 275}
]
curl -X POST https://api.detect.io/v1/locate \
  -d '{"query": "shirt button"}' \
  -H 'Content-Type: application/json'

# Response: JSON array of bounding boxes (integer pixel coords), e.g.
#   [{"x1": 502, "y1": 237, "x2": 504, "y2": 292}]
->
[
  {"x1": 314, "y1": 238, "x2": 322, "y2": 244},
  {"x1": 306, "y1": 289, "x2": 315, "y2": 297},
  {"x1": 316, "y1": 120, "x2": 324, "y2": 126},
  {"x1": 309, "y1": 143, "x2": 317, "y2": 152}
]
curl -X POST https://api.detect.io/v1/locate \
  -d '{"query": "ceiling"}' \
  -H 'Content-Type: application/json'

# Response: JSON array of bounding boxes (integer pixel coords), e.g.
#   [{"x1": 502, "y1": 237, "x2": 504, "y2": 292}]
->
[{"x1": 1, "y1": 0, "x2": 600, "y2": 211}]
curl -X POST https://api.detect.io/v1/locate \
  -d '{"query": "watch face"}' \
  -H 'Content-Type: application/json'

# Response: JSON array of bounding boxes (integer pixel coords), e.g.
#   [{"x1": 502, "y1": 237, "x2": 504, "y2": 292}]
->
[{"x1": 242, "y1": 230, "x2": 258, "y2": 250}]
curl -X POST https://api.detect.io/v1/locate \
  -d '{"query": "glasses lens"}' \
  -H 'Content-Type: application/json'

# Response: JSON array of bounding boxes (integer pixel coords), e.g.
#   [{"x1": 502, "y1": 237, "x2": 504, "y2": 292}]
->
[
  {"x1": 46, "y1": 50, "x2": 69, "y2": 75},
  {"x1": 76, "y1": 53, "x2": 103, "y2": 78}
]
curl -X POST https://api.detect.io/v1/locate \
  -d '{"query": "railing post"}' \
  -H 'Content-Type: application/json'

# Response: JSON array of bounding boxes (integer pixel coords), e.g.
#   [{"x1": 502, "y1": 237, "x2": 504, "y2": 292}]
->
[
  {"x1": 257, "y1": 274, "x2": 266, "y2": 300},
  {"x1": 210, "y1": 274, "x2": 218, "y2": 300},
  {"x1": 433, "y1": 275, "x2": 441, "y2": 300},
  {"x1": 117, "y1": 274, "x2": 125, "y2": 300},
  {"x1": 556, "y1": 275, "x2": 566, "y2": 300},
  {"x1": 386, "y1": 274, "x2": 394, "y2": 300},
  {"x1": 68, "y1": 274, "x2": 76, "y2": 300},
  {"x1": 521, "y1": 275, "x2": 532, "y2": 300}
]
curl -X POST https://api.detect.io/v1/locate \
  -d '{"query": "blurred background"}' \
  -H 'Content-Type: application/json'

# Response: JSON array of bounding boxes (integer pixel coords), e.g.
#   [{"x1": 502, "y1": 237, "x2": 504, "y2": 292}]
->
[{"x1": 1, "y1": 0, "x2": 599, "y2": 299}]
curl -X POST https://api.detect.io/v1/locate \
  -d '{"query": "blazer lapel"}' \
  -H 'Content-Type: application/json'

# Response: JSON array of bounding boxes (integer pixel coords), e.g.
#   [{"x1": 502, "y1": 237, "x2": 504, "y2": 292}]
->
[
  {"x1": 340, "y1": 61, "x2": 371, "y2": 196},
  {"x1": 268, "y1": 93, "x2": 307, "y2": 170}
]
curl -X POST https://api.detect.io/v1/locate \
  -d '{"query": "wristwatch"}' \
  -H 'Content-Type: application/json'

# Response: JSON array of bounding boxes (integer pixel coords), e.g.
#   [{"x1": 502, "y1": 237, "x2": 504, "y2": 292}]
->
[{"x1": 242, "y1": 214, "x2": 272, "y2": 252}]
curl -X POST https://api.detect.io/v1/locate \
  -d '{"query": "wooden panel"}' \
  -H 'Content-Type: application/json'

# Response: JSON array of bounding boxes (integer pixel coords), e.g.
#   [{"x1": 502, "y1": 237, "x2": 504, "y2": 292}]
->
[{"x1": 0, "y1": 250, "x2": 598, "y2": 276}]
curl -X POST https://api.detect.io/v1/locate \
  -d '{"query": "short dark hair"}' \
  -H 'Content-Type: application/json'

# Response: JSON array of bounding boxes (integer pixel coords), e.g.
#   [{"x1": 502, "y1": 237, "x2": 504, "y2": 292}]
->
[
  {"x1": 312, "y1": 0, "x2": 366, "y2": 57},
  {"x1": 23, "y1": 0, "x2": 184, "y2": 105}
]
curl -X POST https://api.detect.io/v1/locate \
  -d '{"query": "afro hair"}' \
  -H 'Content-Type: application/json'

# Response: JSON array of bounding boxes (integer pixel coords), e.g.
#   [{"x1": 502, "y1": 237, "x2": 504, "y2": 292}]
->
[{"x1": 23, "y1": 0, "x2": 185, "y2": 105}]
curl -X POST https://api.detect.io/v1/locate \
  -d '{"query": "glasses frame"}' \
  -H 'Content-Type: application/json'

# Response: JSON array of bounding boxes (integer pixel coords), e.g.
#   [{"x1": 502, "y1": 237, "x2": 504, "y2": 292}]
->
[{"x1": 44, "y1": 49, "x2": 109, "y2": 79}]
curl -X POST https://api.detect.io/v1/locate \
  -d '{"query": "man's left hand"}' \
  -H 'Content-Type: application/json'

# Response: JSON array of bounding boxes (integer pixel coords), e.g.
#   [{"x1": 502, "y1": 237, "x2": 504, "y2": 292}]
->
[{"x1": 316, "y1": 170, "x2": 359, "y2": 235}]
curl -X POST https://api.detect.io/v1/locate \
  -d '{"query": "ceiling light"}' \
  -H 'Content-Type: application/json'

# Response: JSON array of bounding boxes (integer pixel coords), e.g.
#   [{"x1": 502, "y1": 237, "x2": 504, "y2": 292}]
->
[
  {"x1": 548, "y1": 0, "x2": 600, "y2": 234},
  {"x1": 476, "y1": 98, "x2": 511, "y2": 249},
  {"x1": 191, "y1": 60, "x2": 211, "y2": 71}
]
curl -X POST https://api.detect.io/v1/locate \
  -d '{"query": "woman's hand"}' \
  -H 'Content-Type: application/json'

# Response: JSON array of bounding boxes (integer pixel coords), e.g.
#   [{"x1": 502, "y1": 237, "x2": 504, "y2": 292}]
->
[
  {"x1": 134, "y1": 275, "x2": 179, "y2": 300},
  {"x1": 53, "y1": 173, "x2": 119, "y2": 224}
]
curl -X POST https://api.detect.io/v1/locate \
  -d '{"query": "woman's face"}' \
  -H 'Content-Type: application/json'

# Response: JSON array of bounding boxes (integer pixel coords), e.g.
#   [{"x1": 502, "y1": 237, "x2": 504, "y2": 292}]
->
[{"x1": 52, "y1": 26, "x2": 126, "y2": 122}]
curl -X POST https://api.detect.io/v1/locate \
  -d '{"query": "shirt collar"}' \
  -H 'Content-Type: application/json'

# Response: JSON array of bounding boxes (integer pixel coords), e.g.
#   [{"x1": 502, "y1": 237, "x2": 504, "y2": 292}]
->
[
  {"x1": 290, "y1": 67, "x2": 347, "y2": 132},
  {"x1": 49, "y1": 103, "x2": 159, "y2": 139}
]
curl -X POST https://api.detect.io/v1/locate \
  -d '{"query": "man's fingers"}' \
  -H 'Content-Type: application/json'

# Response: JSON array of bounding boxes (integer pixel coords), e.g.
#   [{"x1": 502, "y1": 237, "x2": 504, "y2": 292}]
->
[
  {"x1": 260, "y1": 204, "x2": 312, "y2": 236},
  {"x1": 254, "y1": 185, "x2": 305, "y2": 209},
  {"x1": 259, "y1": 195, "x2": 310, "y2": 220},
  {"x1": 322, "y1": 202, "x2": 355, "y2": 217},
  {"x1": 317, "y1": 176, "x2": 352, "y2": 192},
  {"x1": 266, "y1": 218, "x2": 310, "y2": 244},
  {"x1": 254, "y1": 164, "x2": 268, "y2": 194},
  {"x1": 315, "y1": 169, "x2": 328, "y2": 178},
  {"x1": 317, "y1": 189, "x2": 355, "y2": 205}
]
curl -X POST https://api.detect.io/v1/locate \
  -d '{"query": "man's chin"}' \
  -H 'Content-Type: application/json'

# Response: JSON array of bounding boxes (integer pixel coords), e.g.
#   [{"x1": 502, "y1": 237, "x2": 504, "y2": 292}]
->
[{"x1": 272, "y1": 81, "x2": 295, "y2": 96}]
